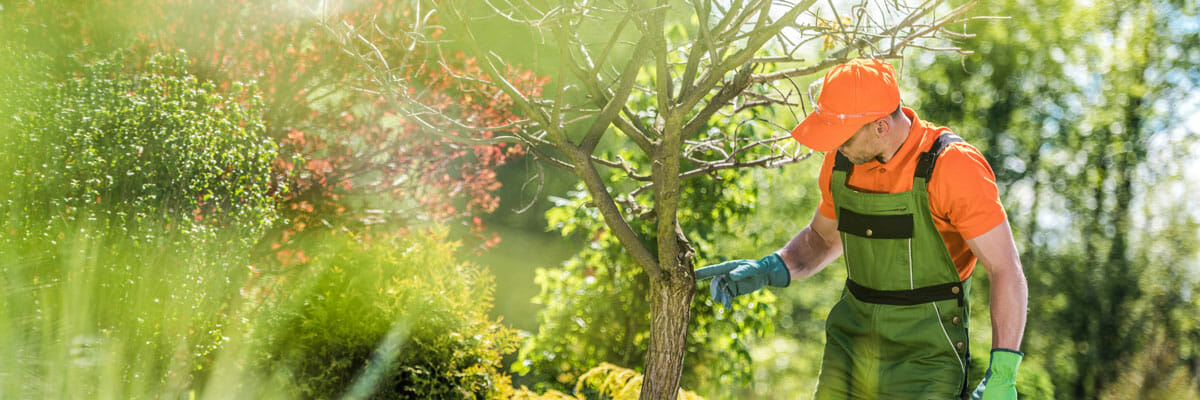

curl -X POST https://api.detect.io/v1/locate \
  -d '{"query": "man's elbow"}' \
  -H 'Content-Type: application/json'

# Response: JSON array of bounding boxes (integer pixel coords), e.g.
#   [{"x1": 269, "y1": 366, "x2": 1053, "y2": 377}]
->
[{"x1": 984, "y1": 260, "x2": 1027, "y2": 284}]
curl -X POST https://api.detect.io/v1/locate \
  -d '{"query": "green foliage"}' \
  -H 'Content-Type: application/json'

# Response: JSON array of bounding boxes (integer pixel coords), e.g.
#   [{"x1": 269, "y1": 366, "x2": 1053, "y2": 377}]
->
[
  {"x1": 1, "y1": 50, "x2": 278, "y2": 252},
  {"x1": 506, "y1": 362, "x2": 704, "y2": 400},
  {"x1": 1016, "y1": 360, "x2": 1056, "y2": 400},
  {"x1": 908, "y1": 0, "x2": 1200, "y2": 398},
  {"x1": 1099, "y1": 332, "x2": 1200, "y2": 400},
  {"x1": 0, "y1": 49, "x2": 278, "y2": 398},
  {"x1": 573, "y1": 363, "x2": 704, "y2": 400},
  {"x1": 254, "y1": 228, "x2": 519, "y2": 399},
  {"x1": 0, "y1": 225, "x2": 261, "y2": 399}
]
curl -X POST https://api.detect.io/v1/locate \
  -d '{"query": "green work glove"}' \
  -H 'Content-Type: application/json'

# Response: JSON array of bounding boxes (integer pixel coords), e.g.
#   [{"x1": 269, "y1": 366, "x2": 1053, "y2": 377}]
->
[
  {"x1": 971, "y1": 348, "x2": 1023, "y2": 400},
  {"x1": 694, "y1": 253, "x2": 790, "y2": 308}
]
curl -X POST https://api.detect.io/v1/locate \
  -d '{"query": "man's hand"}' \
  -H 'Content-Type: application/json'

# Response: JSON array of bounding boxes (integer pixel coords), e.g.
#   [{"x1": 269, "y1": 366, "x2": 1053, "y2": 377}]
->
[
  {"x1": 971, "y1": 349, "x2": 1023, "y2": 400},
  {"x1": 694, "y1": 253, "x2": 790, "y2": 308}
]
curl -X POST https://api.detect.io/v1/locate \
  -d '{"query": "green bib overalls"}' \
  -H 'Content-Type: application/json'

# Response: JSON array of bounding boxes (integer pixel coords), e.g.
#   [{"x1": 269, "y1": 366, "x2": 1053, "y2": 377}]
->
[{"x1": 813, "y1": 133, "x2": 972, "y2": 400}]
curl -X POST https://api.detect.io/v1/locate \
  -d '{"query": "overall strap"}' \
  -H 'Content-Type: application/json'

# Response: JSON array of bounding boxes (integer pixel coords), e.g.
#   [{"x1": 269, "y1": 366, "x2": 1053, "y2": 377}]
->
[
  {"x1": 914, "y1": 132, "x2": 964, "y2": 182},
  {"x1": 833, "y1": 151, "x2": 853, "y2": 173},
  {"x1": 833, "y1": 132, "x2": 962, "y2": 179}
]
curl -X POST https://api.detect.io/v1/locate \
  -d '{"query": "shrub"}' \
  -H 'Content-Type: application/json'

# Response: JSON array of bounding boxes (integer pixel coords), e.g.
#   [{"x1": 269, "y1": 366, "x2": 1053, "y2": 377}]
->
[
  {"x1": 506, "y1": 363, "x2": 704, "y2": 400},
  {"x1": 1, "y1": 50, "x2": 278, "y2": 252},
  {"x1": 254, "y1": 227, "x2": 519, "y2": 399},
  {"x1": 0, "y1": 49, "x2": 278, "y2": 397}
]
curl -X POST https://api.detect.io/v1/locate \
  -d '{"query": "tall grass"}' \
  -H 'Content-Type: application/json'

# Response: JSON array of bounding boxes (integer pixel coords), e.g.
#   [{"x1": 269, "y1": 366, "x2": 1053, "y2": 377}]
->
[{"x1": 0, "y1": 227, "x2": 260, "y2": 398}]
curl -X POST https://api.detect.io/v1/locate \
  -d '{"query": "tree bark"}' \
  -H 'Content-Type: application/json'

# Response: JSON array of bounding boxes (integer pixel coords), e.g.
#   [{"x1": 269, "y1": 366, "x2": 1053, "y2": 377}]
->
[
  {"x1": 640, "y1": 262, "x2": 696, "y2": 400},
  {"x1": 640, "y1": 221, "x2": 696, "y2": 400}
]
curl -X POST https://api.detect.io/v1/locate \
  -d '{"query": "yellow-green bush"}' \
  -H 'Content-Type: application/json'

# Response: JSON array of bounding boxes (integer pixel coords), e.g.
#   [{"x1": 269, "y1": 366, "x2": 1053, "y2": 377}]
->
[
  {"x1": 507, "y1": 363, "x2": 704, "y2": 400},
  {"x1": 253, "y1": 228, "x2": 519, "y2": 399}
]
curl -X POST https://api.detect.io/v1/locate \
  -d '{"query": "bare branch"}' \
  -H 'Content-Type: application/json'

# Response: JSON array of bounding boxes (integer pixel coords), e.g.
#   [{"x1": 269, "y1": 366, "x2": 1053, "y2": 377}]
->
[
  {"x1": 877, "y1": 1, "x2": 979, "y2": 58},
  {"x1": 678, "y1": 0, "x2": 818, "y2": 112},
  {"x1": 573, "y1": 154, "x2": 662, "y2": 276},
  {"x1": 437, "y1": 3, "x2": 562, "y2": 143},
  {"x1": 513, "y1": 159, "x2": 546, "y2": 214},
  {"x1": 626, "y1": 142, "x2": 814, "y2": 200},
  {"x1": 565, "y1": 37, "x2": 657, "y2": 152},
  {"x1": 592, "y1": 7, "x2": 635, "y2": 76},
  {"x1": 576, "y1": 30, "x2": 654, "y2": 154},
  {"x1": 680, "y1": 62, "x2": 755, "y2": 139},
  {"x1": 679, "y1": 149, "x2": 814, "y2": 179},
  {"x1": 612, "y1": 113, "x2": 658, "y2": 152},
  {"x1": 591, "y1": 154, "x2": 653, "y2": 181},
  {"x1": 650, "y1": 0, "x2": 674, "y2": 121},
  {"x1": 749, "y1": 56, "x2": 844, "y2": 83},
  {"x1": 678, "y1": 0, "x2": 717, "y2": 102},
  {"x1": 751, "y1": 55, "x2": 806, "y2": 63}
]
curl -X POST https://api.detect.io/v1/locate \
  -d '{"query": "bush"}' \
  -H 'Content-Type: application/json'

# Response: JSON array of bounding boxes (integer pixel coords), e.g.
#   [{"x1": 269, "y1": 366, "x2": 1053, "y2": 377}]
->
[
  {"x1": 0, "y1": 49, "x2": 278, "y2": 397},
  {"x1": 507, "y1": 363, "x2": 704, "y2": 400},
  {"x1": 1, "y1": 50, "x2": 278, "y2": 252},
  {"x1": 254, "y1": 227, "x2": 519, "y2": 399}
]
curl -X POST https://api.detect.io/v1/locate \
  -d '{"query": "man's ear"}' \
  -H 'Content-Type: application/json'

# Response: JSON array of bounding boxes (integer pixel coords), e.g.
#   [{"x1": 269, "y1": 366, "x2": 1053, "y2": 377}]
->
[{"x1": 873, "y1": 117, "x2": 890, "y2": 138}]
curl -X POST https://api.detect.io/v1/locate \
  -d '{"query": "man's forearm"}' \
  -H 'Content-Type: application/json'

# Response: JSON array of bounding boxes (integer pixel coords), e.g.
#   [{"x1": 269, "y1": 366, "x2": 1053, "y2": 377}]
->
[
  {"x1": 965, "y1": 221, "x2": 1028, "y2": 351},
  {"x1": 989, "y1": 266, "x2": 1028, "y2": 350},
  {"x1": 778, "y1": 224, "x2": 842, "y2": 280}
]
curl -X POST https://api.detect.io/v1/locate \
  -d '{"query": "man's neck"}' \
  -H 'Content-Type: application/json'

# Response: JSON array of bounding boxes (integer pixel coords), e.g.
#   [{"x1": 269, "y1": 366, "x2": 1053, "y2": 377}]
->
[{"x1": 876, "y1": 113, "x2": 913, "y2": 164}]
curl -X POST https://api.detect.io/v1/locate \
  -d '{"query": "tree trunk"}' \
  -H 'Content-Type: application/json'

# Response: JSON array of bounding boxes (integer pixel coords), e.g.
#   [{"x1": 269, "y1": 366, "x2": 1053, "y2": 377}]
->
[{"x1": 640, "y1": 270, "x2": 696, "y2": 400}]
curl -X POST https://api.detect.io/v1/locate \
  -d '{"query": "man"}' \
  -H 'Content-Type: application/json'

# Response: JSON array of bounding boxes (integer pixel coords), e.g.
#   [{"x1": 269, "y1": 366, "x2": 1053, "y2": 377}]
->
[{"x1": 695, "y1": 58, "x2": 1028, "y2": 399}]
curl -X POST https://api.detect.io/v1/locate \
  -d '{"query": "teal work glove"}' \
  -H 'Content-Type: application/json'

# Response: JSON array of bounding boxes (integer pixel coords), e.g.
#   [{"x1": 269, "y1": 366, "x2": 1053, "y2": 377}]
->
[
  {"x1": 694, "y1": 253, "x2": 790, "y2": 308},
  {"x1": 971, "y1": 348, "x2": 1023, "y2": 400}
]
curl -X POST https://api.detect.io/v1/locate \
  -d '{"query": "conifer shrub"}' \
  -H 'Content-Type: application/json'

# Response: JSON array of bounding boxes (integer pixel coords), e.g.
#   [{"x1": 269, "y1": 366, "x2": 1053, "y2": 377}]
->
[{"x1": 255, "y1": 228, "x2": 519, "y2": 399}]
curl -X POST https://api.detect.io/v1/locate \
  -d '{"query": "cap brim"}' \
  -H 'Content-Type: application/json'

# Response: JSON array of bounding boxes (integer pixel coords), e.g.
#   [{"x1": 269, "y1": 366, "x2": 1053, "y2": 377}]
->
[{"x1": 790, "y1": 112, "x2": 873, "y2": 152}]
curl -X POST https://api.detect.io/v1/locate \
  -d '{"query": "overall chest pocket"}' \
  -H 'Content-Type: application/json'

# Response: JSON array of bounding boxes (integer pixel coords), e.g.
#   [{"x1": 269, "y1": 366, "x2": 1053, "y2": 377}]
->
[{"x1": 837, "y1": 207, "x2": 914, "y2": 239}]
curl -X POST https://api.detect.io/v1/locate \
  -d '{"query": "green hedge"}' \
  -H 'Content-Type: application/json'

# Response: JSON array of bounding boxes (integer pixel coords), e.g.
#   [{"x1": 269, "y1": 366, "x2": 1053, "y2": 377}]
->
[{"x1": 255, "y1": 228, "x2": 519, "y2": 399}]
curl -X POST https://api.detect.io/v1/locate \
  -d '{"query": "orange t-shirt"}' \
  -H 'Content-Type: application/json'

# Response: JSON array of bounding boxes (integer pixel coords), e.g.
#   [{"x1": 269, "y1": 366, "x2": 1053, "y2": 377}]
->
[{"x1": 817, "y1": 108, "x2": 1006, "y2": 280}]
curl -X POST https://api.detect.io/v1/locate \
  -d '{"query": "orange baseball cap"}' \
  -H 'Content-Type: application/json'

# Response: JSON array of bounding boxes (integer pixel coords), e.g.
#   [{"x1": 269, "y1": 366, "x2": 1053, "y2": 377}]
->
[{"x1": 790, "y1": 58, "x2": 901, "y2": 152}]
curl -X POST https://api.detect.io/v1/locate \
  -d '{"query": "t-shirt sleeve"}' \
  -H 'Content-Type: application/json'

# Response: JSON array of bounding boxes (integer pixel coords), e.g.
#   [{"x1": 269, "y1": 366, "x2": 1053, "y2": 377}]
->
[
  {"x1": 929, "y1": 143, "x2": 1007, "y2": 240},
  {"x1": 817, "y1": 151, "x2": 838, "y2": 219}
]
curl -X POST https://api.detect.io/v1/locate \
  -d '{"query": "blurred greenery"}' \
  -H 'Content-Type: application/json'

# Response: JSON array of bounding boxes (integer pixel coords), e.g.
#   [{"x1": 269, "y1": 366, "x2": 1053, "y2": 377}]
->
[
  {"x1": 907, "y1": 0, "x2": 1200, "y2": 398},
  {"x1": 0, "y1": 11, "x2": 522, "y2": 400},
  {"x1": 0, "y1": 48, "x2": 278, "y2": 398},
  {"x1": 0, "y1": 44, "x2": 522, "y2": 398},
  {"x1": 1, "y1": 50, "x2": 278, "y2": 252},
  {"x1": 3, "y1": 0, "x2": 1199, "y2": 399}
]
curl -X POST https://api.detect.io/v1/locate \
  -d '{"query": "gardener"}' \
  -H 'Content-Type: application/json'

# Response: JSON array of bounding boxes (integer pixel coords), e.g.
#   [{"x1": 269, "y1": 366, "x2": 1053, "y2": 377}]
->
[{"x1": 696, "y1": 58, "x2": 1028, "y2": 400}]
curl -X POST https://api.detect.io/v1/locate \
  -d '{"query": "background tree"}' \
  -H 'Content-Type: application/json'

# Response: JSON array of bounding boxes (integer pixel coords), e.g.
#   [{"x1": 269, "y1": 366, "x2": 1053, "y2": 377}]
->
[
  {"x1": 910, "y1": 0, "x2": 1200, "y2": 398},
  {"x1": 335, "y1": 0, "x2": 988, "y2": 397}
]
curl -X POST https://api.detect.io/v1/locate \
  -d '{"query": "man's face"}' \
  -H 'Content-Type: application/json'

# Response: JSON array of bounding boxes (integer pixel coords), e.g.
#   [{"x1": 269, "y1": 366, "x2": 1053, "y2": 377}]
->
[{"x1": 837, "y1": 120, "x2": 883, "y2": 165}]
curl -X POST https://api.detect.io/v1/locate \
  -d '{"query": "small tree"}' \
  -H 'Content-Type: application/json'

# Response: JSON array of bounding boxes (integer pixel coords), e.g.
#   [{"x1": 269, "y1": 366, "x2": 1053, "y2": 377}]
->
[{"x1": 331, "y1": 1, "x2": 984, "y2": 397}]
